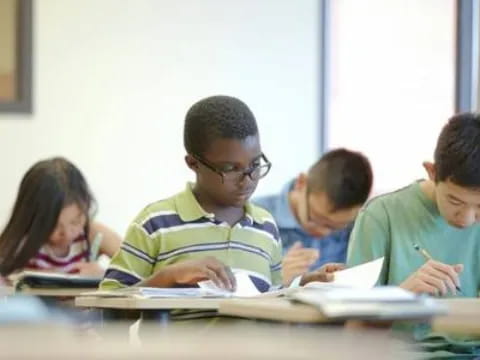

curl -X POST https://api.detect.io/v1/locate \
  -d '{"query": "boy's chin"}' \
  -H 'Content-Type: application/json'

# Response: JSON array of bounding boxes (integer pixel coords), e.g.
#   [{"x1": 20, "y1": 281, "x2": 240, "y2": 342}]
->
[
  {"x1": 227, "y1": 197, "x2": 250, "y2": 208},
  {"x1": 231, "y1": 199, "x2": 249, "y2": 208}
]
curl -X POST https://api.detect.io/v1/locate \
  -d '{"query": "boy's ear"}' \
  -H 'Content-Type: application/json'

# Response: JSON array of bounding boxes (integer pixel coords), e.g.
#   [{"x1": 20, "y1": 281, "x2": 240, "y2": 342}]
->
[
  {"x1": 422, "y1": 161, "x2": 436, "y2": 181},
  {"x1": 185, "y1": 155, "x2": 199, "y2": 171},
  {"x1": 293, "y1": 173, "x2": 308, "y2": 191}
]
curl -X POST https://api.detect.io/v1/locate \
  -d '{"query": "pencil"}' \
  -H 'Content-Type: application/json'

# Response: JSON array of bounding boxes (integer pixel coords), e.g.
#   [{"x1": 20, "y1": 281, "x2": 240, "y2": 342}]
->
[
  {"x1": 89, "y1": 232, "x2": 103, "y2": 262},
  {"x1": 412, "y1": 243, "x2": 462, "y2": 294}
]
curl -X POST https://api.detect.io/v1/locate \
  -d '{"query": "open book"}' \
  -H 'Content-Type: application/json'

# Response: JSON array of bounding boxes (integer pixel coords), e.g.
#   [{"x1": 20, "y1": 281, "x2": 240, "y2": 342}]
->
[
  {"x1": 12, "y1": 270, "x2": 102, "y2": 290},
  {"x1": 81, "y1": 259, "x2": 386, "y2": 299},
  {"x1": 304, "y1": 257, "x2": 385, "y2": 290},
  {"x1": 84, "y1": 270, "x2": 283, "y2": 299},
  {"x1": 290, "y1": 258, "x2": 447, "y2": 320}
]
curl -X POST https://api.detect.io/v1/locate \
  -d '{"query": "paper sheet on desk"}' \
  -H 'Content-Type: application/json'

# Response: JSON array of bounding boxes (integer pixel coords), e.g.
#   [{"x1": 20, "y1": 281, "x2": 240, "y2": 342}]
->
[
  {"x1": 291, "y1": 287, "x2": 446, "y2": 320},
  {"x1": 305, "y1": 257, "x2": 384, "y2": 290},
  {"x1": 198, "y1": 270, "x2": 261, "y2": 297}
]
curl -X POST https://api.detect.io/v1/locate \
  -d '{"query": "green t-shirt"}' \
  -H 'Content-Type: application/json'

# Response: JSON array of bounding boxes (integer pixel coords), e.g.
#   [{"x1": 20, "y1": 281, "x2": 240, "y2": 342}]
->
[{"x1": 347, "y1": 181, "x2": 480, "y2": 358}]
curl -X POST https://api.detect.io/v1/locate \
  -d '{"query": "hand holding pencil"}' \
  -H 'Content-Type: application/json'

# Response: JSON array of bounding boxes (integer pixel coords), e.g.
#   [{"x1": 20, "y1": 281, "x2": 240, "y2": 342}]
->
[{"x1": 399, "y1": 243, "x2": 464, "y2": 296}]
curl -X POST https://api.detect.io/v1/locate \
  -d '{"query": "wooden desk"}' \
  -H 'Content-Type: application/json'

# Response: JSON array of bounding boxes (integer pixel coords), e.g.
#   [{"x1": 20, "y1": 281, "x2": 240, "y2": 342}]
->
[
  {"x1": 219, "y1": 297, "x2": 330, "y2": 323},
  {"x1": 218, "y1": 297, "x2": 448, "y2": 323},
  {"x1": 76, "y1": 295, "x2": 223, "y2": 310},
  {"x1": 75, "y1": 295, "x2": 435, "y2": 325},
  {"x1": 0, "y1": 323, "x2": 413, "y2": 359},
  {"x1": 432, "y1": 298, "x2": 480, "y2": 336},
  {"x1": 75, "y1": 295, "x2": 480, "y2": 331}
]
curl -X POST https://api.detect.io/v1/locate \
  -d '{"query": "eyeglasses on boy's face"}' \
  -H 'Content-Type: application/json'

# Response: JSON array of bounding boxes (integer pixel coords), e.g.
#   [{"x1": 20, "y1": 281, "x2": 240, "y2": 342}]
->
[{"x1": 191, "y1": 153, "x2": 272, "y2": 184}]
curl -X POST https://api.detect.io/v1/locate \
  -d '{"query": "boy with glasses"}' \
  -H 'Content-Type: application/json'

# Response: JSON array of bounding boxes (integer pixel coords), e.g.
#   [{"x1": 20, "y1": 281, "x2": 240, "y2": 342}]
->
[
  {"x1": 255, "y1": 149, "x2": 373, "y2": 285},
  {"x1": 101, "y1": 96, "x2": 342, "y2": 305}
]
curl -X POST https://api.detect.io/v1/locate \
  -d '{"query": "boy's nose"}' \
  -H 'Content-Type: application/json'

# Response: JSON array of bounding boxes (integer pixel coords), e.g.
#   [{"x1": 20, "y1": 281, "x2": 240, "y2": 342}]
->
[
  {"x1": 237, "y1": 172, "x2": 253, "y2": 186},
  {"x1": 457, "y1": 209, "x2": 476, "y2": 227}
]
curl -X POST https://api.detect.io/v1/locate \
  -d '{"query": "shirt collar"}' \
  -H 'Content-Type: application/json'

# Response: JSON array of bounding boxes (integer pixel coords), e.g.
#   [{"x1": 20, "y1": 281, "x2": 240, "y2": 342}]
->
[
  {"x1": 175, "y1": 182, "x2": 254, "y2": 226},
  {"x1": 175, "y1": 183, "x2": 215, "y2": 222}
]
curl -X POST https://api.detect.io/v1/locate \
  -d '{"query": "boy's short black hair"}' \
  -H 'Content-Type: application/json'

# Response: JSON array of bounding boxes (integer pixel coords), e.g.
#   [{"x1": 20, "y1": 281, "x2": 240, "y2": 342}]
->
[
  {"x1": 184, "y1": 95, "x2": 259, "y2": 156},
  {"x1": 307, "y1": 149, "x2": 373, "y2": 211},
  {"x1": 434, "y1": 112, "x2": 480, "y2": 187}
]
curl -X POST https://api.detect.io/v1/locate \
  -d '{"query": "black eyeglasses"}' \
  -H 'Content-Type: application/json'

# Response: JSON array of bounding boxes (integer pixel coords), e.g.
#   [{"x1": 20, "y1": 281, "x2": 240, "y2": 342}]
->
[{"x1": 192, "y1": 153, "x2": 272, "y2": 184}]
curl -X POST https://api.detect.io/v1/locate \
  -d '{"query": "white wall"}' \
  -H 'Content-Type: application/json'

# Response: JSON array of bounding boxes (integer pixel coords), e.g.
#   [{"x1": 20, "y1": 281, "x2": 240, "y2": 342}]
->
[{"x1": 0, "y1": 0, "x2": 320, "y2": 235}]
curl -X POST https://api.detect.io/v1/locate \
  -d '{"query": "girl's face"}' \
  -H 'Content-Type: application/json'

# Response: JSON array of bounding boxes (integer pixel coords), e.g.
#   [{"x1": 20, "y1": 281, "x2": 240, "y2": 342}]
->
[{"x1": 48, "y1": 203, "x2": 87, "y2": 248}]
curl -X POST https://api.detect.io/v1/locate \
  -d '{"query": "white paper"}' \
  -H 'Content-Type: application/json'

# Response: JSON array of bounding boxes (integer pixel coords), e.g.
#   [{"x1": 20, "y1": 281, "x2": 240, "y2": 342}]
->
[
  {"x1": 300, "y1": 286, "x2": 416, "y2": 303},
  {"x1": 81, "y1": 287, "x2": 232, "y2": 299},
  {"x1": 198, "y1": 269, "x2": 261, "y2": 297},
  {"x1": 305, "y1": 257, "x2": 384, "y2": 290},
  {"x1": 292, "y1": 287, "x2": 446, "y2": 319}
]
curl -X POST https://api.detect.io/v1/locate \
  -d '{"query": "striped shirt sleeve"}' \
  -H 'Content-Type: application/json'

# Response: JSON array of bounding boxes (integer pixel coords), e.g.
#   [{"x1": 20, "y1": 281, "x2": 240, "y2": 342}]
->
[
  {"x1": 269, "y1": 222, "x2": 283, "y2": 289},
  {"x1": 100, "y1": 222, "x2": 158, "y2": 290}
]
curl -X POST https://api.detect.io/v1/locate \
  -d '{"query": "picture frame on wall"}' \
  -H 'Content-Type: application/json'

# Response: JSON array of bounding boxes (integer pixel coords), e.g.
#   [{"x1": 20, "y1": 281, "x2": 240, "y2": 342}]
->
[{"x1": 0, "y1": 0, "x2": 32, "y2": 113}]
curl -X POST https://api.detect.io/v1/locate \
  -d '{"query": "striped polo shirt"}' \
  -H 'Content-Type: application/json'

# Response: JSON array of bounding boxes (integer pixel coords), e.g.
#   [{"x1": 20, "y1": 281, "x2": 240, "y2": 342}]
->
[
  {"x1": 27, "y1": 234, "x2": 89, "y2": 273},
  {"x1": 101, "y1": 183, "x2": 283, "y2": 293}
]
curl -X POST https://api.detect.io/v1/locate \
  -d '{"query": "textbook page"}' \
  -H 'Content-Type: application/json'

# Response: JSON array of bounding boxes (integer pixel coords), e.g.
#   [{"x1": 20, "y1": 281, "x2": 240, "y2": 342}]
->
[
  {"x1": 198, "y1": 270, "x2": 261, "y2": 297},
  {"x1": 291, "y1": 287, "x2": 446, "y2": 319},
  {"x1": 305, "y1": 257, "x2": 384, "y2": 290}
]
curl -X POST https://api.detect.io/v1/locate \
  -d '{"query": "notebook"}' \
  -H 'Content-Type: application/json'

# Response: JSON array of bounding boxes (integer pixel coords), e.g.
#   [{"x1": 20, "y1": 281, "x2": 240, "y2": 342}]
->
[
  {"x1": 12, "y1": 271, "x2": 102, "y2": 290},
  {"x1": 291, "y1": 286, "x2": 447, "y2": 320},
  {"x1": 290, "y1": 258, "x2": 446, "y2": 320}
]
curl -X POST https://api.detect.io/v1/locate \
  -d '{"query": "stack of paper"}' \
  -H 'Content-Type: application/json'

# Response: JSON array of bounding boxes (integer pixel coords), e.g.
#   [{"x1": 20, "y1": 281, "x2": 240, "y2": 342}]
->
[
  {"x1": 292, "y1": 257, "x2": 446, "y2": 320},
  {"x1": 81, "y1": 287, "x2": 233, "y2": 299},
  {"x1": 292, "y1": 287, "x2": 446, "y2": 320}
]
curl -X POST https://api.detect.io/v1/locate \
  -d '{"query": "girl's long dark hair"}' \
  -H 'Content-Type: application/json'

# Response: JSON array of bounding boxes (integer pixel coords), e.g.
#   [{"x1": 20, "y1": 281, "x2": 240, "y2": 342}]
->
[{"x1": 0, "y1": 157, "x2": 96, "y2": 276}]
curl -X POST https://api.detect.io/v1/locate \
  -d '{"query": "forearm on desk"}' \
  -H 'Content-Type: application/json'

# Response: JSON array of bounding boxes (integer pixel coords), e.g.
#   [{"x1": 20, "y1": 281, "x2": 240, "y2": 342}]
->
[{"x1": 137, "y1": 267, "x2": 177, "y2": 288}]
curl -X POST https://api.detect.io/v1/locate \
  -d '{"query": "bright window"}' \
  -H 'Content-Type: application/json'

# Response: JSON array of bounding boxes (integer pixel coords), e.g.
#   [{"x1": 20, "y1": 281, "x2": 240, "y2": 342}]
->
[{"x1": 327, "y1": 0, "x2": 456, "y2": 194}]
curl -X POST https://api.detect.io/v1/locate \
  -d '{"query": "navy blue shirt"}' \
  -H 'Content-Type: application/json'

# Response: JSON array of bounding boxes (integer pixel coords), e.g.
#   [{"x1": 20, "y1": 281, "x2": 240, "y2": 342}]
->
[{"x1": 253, "y1": 180, "x2": 351, "y2": 269}]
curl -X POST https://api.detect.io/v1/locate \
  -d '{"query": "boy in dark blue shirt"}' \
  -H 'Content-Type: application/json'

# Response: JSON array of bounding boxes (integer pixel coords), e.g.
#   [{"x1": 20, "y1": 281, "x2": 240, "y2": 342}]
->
[{"x1": 254, "y1": 149, "x2": 372, "y2": 284}]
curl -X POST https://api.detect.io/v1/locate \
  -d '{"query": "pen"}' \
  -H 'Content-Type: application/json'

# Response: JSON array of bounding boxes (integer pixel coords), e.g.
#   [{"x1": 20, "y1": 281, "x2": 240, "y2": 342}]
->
[
  {"x1": 89, "y1": 232, "x2": 103, "y2": 262},
  {"x1": 412, "y1": 243, "x2": 462, "y2": 294}
]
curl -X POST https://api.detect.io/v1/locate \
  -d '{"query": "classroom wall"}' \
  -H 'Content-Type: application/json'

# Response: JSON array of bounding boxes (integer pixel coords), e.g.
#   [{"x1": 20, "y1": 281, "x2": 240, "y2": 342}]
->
[{"x1": 0, "y1": 0, "x2": 320, "y2": 235}]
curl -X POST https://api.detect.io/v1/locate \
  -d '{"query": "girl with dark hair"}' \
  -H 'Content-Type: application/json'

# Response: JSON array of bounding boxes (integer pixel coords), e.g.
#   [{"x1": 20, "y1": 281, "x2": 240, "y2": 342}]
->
[{"x1": 0, "y1": 157, "x2": 121, "y2": 277}]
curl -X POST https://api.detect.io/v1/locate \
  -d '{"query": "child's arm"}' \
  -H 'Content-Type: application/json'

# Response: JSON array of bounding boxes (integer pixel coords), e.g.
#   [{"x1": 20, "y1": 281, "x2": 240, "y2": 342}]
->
[
  {"x1": 281, "y1": 242, "x2": 319, "y2": 286},
  {"x1": 88, "y1": 222, "x2": 122, "y2": 258},
  {"x1": 299, "y1": 263, "x2": 345, "y2": 285},
  {"x1": 139, "y1": 257, "x2": 236, "y2": 290}
]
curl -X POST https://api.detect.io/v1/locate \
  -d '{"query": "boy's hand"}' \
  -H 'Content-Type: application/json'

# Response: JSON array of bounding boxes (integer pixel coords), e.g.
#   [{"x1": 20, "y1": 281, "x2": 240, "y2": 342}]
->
[
  {"x1": 299, "y1": 262, "x2": 345, "y2": 286},
  {"x1": 400, "y1": 260, "x2": 463, "y2": 296},
  {"x1": 282, "y1": 242, "x2": 319, "y2": 285},
  {"x1": 170, "y1": 257, "x2": 236, "y2": 291},
  {"x1": 70, "y1": 262, "x2": 106, "y2": 277}
]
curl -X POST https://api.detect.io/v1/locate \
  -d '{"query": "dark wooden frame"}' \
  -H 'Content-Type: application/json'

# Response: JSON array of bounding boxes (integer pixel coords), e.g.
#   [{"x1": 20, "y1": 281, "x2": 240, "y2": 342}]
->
[{"x1": 0, "y1": 0, "x2": 33, "y2": 113}]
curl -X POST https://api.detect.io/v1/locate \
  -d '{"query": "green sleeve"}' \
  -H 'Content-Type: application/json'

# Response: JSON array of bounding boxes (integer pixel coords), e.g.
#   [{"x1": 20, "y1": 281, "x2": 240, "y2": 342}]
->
[
  {"x1": 270, "y1": 235, "x2": 283, "y2": 288},
  {"x1": 347, "y1": 200, "x2": 391, "y2": 285},
  {"x1": 100, "y1": 222, "x2": 158, "y2": 290}
]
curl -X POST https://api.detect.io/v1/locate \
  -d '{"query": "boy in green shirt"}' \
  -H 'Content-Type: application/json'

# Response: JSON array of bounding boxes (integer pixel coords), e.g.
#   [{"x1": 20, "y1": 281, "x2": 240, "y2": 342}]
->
[
  {"x1": 101, "y1": 95, "x2": 342, "y2": 303},
  {"x1": 347, "y1": 113, "x2": 480, "y2": 357}
]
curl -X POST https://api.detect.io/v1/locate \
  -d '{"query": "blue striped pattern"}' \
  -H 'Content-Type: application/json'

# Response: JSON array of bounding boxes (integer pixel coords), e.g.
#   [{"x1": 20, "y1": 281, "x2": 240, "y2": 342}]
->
[
  {"x1": 122, "y1": 242, "x2": 156, "y2": 265},
  {"x1": 143, "y1": 214, "x2": 212, "y2": 235},
  {"x1": 100, "y1": 184, "x2": 283, "y2": 292},
  {"x1": 155, "y1": 241, "x2": 273, "y2": 263},
  {"x1": 104, "y1": 268, "x2": 141, "y2": 286}
]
